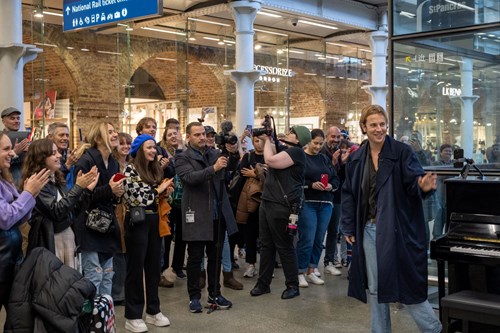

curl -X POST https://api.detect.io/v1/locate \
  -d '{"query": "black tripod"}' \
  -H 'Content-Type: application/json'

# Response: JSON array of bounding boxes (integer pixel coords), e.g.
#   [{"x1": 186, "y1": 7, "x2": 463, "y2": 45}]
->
[
  {"x1": 208, "y1": 158, "x2": 229, "y2": 314},
  {"x1": 459, "y1": 158, "x2": 484, "y2": 180}
]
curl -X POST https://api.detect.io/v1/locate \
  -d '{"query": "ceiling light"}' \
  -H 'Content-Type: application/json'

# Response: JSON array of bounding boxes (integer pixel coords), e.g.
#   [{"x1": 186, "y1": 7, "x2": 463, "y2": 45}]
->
[
  {"x1": 189, "y1": 37, "x2": 197, "y2": 41},
  {"x1": 298, "y1": 20, "x2": 338, "y2": 30},
  {"x1": 288, "y1": 49, "x2": 304, "y2": 54},
  {"x1": 66, "y1": 46, "x2": 74, "y2": 50},
  {"x1": 141, "y1": 27, "x2": 186, "y2": 36},
  {"x1": 254, "y1": 28, "x2": 288, "y2": 37},
  {"x1": 126, "y1": 27, "x2": 133, "y2": 31},
  {"x1": 203, "y1": 36, "x2": 219, "y2": 42},
  {"x1": 326, "y1": 42, "x2": 346, "y2": 47},
  {"x1": 223, "y1": 40, "x2": 235, "y2": 44},
  {"x1": 81, "y1": 48, "x2": 90, "y2": 52},
  {"x1": 97, "y1": 50, "x2": 122, "y2": 55},
  {"x1": 34, "y1": 42, "x2": 57, "y2": 48},
  {"x1": 43, "y1": 11, "x2": 63, "y2": 17},
  {"x1": 359, "y1": 48, "x2": 371, "y2": 53},
  {"x1": 155, "y1": 57, "x2": 176, "y2": 61},
  {"x1": 218, "y1": 39, "x2": 225, "y2": 45},
  {"x1": 400, "y1": 11, "x2": 416, "y2": 18},
  {"x1": 303, "y1": 73, "x2": 317, "y2": 76},
  {"x1": 201, "y1": 63, "x2": 217, "y2": 66},
  {"x1": 444, "y1": 0, "x2": 474, "y2": 11},
  {"x1": 33, "y1": 10, "x2": 44, "y2": 18},
  {"x1": 277, "y1": 50, "x2": 284, "y2": 54},
  {"x1": 257, "y1": 11, "x2": 282, "y2": 18},
  {"x1": 254, "y1": 44, "x2": 262, "y2": 50},
  {"x1": 188, "y1": 18, "x2": 230, "y2": 27}
]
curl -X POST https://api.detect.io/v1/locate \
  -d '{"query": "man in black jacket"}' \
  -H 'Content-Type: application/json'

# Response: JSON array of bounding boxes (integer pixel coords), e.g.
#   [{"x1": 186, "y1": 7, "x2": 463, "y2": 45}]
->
[{"x1": 175, "y1": 122, "x2": 239, "y2": 313}]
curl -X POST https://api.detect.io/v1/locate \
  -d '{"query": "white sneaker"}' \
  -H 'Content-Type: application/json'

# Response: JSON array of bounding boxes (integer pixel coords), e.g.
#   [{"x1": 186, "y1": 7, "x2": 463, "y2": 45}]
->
[
  {"x1": 313, "y1": 268, "x2": 321, "y2": 277},
  {"x1": 298, "y1": 274, "x2": 309, "y2": 288},
  {"x1": 306, "y1": 273, "x2": 325, "y2": 285},
  {"x1": 334, "y1": 260, "x2": 342, "y2": 268},
  {"x1": 243, "y1": 264, "x2": 256, "y2": 278},
  {"x1": 324, "y1": 263, "x2": 342, "y2": 276},
  {"x1": 145, "y1": 312, "x2": 170, "y2": 327},
  {"x1": 125, "y1": 319, "x2": 148, "y2": 332}
]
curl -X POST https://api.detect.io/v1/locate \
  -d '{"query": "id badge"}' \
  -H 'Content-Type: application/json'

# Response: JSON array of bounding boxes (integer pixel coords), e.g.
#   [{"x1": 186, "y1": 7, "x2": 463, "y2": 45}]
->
[{"x1": 186, "y1": 208, "x2": 195, "y2": 223}]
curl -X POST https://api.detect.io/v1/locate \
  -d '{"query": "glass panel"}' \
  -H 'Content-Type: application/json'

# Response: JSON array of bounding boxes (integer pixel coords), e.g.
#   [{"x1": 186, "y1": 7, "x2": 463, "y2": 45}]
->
[
  {"x1": 393, "y1": 0, "x2": 500, "y2": 36},
  {"x1": 393, "y1": 28, "x2": 500, "y2": 167}
]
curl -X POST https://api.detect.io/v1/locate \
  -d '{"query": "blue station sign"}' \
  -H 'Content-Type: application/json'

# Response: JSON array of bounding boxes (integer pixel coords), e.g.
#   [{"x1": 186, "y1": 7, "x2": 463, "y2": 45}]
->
[{"x1": 63, "y1": 0, "x2": 163, "y2": 32}]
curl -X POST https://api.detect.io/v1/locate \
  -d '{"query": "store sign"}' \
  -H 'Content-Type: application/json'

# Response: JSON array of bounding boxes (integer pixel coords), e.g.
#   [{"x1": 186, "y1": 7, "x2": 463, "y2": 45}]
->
[
  {"x1": 254, "y1": 65, "x2": 293, "y2": 83},
  {"x1": 442, "y1": 87, "x2": 462, "y2": 97},
  {"x1": 63, "y1": 0, "x2": 162, "y2": 32}
]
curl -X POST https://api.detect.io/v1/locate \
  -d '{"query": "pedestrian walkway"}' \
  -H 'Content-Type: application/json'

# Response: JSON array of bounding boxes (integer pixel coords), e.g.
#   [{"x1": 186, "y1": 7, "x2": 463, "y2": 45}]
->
[{"x1": 0, "y1": 256, "x2": 427, "y2": 332}]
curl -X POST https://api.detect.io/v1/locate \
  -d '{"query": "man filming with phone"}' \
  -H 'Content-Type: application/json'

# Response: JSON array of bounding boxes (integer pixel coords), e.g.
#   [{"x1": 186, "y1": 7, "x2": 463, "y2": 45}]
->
[{"x1": 250, "y1": 124, "x2": 311, "y2": 300}]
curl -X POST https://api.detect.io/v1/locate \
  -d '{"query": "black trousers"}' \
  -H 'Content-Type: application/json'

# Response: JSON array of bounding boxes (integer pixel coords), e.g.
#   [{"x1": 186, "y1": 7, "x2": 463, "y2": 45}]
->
[
  {"x1": 162, "y1": 207, "x2": 186, "y2": 272},
  {"x1": 186, "y1": 219, "x2": 226, "y2": 300},
  {"x1": 124, "y1": 213, "x2": 162, "y2": 319},
  {"x1": 257, "y1": 200, "x2": 298, "y2": 288},
  {"x1": 245, "y1": 211, "x2": 260, "y2": 264}
]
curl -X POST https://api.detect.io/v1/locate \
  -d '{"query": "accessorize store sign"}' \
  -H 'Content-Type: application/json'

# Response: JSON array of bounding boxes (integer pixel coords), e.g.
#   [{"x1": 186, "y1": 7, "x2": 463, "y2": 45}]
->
[
  {"x1": 63, "y1": 0, "x2": 162, "y2": 32},
  {"x1": 254, "y1": 65, "x2": 294, "y2": 83}
]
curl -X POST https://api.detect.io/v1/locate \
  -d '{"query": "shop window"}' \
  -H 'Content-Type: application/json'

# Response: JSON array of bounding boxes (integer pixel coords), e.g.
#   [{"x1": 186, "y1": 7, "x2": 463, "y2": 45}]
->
[{"x1": 392, "y1": 28, "x2": 500, "y2": 166}]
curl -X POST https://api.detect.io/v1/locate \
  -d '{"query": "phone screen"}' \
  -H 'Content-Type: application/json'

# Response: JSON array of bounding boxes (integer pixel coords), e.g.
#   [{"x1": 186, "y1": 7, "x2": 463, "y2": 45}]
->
[{"x1": 245, "y1": 125, "x2": 253, "y2": 136}]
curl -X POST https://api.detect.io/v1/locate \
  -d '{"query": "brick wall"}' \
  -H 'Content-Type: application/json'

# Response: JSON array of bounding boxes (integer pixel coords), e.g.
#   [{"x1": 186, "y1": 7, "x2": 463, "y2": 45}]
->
[{"x1": 22, "y1": 23, "x2": 371, "y2": 142}]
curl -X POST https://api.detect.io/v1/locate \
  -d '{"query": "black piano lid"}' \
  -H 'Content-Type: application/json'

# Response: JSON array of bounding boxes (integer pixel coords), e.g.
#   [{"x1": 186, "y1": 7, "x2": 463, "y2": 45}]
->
[
  {"x1": 447, "y1": 212, "x2": 500, "y2": 243},
  {"x1": 445, "y1": 178, "x2": 500, "y2": 226}
]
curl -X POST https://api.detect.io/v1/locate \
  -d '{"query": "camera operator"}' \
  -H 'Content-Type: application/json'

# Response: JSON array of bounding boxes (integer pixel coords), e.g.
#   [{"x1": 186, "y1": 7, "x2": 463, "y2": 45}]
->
[
  {"x1": 174, "y1": 122, "x2": 239, "y2": 313},
  {"x1": 250, "y1": 124, "x2": 311, "y2": 300}
]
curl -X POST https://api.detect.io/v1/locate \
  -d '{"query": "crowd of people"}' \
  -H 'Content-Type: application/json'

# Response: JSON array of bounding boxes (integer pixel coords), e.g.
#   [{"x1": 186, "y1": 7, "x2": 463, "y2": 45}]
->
[{"x1": 0, "y1": 105, "x2": 443, "y2": 333}]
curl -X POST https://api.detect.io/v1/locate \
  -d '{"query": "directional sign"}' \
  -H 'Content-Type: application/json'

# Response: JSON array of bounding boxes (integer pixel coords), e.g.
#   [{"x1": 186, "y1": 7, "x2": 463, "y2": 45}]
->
[{"x1": 63, "y1": 0, "x2": 163, "y2": 32}]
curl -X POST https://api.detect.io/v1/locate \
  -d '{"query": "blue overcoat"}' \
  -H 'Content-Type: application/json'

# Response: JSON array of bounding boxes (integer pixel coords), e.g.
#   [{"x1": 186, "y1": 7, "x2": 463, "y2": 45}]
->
[{"x1": 341, "y1": 135, "x2": 431, "y2": 304}]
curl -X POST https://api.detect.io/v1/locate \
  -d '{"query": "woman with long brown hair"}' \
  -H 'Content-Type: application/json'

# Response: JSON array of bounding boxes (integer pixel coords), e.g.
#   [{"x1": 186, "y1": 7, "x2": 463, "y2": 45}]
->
[
  {"x1": 122, "y1": 134, "x2": 173, "y2": 332},
  {"x1": 22, "y1": 138, "x2": 98, "y2": 268},
  {"x1": 73, "y1": 121, "x2": 125, "y2": 296}
]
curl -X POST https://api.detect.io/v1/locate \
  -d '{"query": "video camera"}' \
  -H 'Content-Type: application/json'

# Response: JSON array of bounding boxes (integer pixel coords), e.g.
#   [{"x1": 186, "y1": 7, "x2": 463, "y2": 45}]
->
[
  {"x1": 215, "y1": 120, "x2": 238, "y2": 148},
  {"x1": 252, "y1": 115, "x2": 273, "y2": 137}
]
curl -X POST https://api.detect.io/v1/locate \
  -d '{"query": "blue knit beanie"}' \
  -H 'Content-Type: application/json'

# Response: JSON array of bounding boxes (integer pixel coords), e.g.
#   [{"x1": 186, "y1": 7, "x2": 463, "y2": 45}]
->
[{"x1": 130, "y1": 134, "x2": 156, "y2": 158}]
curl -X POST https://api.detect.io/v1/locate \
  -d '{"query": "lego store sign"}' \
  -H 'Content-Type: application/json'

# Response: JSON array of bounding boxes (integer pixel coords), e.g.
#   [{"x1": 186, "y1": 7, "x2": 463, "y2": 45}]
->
[{"x1": 63, "y1": 0, "x2": 162, "y2": 32}]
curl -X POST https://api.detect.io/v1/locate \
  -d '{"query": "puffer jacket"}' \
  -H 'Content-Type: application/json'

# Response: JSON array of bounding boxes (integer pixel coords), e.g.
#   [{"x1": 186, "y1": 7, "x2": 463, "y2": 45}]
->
[
  {"x1": 235, "y1": 164, "x2": 265, "y2": 224},
  {"x1": 4, "y1": 247, "x2": 96, "y2": 333}
]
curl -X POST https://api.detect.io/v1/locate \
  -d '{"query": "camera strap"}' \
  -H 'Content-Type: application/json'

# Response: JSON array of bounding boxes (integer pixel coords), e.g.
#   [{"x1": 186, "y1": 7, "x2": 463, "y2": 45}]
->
[{"x1": 274, "y1": 172, "x2": 291, "y2": 209}]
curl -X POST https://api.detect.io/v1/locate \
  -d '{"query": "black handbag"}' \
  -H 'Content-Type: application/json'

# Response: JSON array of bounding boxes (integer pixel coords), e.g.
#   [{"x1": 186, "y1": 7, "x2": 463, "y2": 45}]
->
[
  {"x1": 130, "y1": 206, "x2": 146, "y2": 225},
  {"x1": 86, "y1": 208, "x2": 113, "y2": 233}
]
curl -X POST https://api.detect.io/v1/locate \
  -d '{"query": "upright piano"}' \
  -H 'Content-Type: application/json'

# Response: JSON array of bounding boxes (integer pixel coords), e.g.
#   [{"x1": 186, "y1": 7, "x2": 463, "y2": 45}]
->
[{"x1": 430, "y1": 178, "x2": 500, "y2": 321}]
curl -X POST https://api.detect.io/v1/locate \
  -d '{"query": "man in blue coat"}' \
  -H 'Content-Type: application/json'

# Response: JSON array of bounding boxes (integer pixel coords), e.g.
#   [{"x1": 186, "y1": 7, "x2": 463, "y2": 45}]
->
[{"x1": 341, "y1": 105, "x2": 442, "y2": 333}]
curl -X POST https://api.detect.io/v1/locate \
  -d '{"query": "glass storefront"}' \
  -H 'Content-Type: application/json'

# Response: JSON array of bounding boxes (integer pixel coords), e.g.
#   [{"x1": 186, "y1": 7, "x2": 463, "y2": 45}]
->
[
  {"x1": 393, "y1": 0, "x2": 500, "y2": 36},
  {"x1": 392, "y1": 0, "x2": 500, "y2": 307},
  {"x1": 393, "y1": 28, "x2": 500, "y2": 165},
  {"x1": 22, "y1": 6, "x2": 372, "y2": 145}
]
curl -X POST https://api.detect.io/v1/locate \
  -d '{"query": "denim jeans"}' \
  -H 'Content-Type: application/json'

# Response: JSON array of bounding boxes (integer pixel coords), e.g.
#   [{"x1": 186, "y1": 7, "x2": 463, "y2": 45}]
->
[
  {"x1": 296, "y1": 201, "x2": 332, "y2": 272},
  {"x1": 222, "y1": 232, "x2": 232, "y2": 272},
  {"x1": 324, "y1": 205, "x2": 345, "y2": 265},
  {"x1": 81, "y1": 251, "x2": 114, "y2": 296},
  {"x1": 363, "y1": 223, "x2": 442, "y2": 333}
]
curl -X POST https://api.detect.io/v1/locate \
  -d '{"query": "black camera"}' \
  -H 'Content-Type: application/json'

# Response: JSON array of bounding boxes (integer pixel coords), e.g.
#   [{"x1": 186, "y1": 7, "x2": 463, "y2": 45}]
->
[
  {"x1": 214, "y1": 120, "x2": 238, "y2": 148},
  {"x1": 252, "y1": 115, "x2": 273, "y2": 137},
  {"x1": 215, "y1": 132, "x2": 238, "y2": 146},
  {"x1": 287, "y1": 202, "x2": 301, "y2": 236}
]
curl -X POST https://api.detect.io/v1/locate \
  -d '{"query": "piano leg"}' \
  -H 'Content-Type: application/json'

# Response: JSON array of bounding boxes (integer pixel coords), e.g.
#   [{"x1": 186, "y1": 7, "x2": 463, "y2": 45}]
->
[{"x1": 437, "y1": 259, "x2": 446, "y2": 320}]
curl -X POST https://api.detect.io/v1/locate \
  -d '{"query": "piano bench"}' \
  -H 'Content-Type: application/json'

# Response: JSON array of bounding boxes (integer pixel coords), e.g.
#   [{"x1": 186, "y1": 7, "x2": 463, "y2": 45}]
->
[{"x1": 441, "y1": 290, "x2": 500, "y2": 333}]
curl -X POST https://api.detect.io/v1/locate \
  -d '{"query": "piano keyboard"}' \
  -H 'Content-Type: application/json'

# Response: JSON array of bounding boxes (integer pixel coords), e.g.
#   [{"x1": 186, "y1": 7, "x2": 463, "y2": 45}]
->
[{"x1": 450, "y1": 246, "x2": 500, "y2": 257}]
